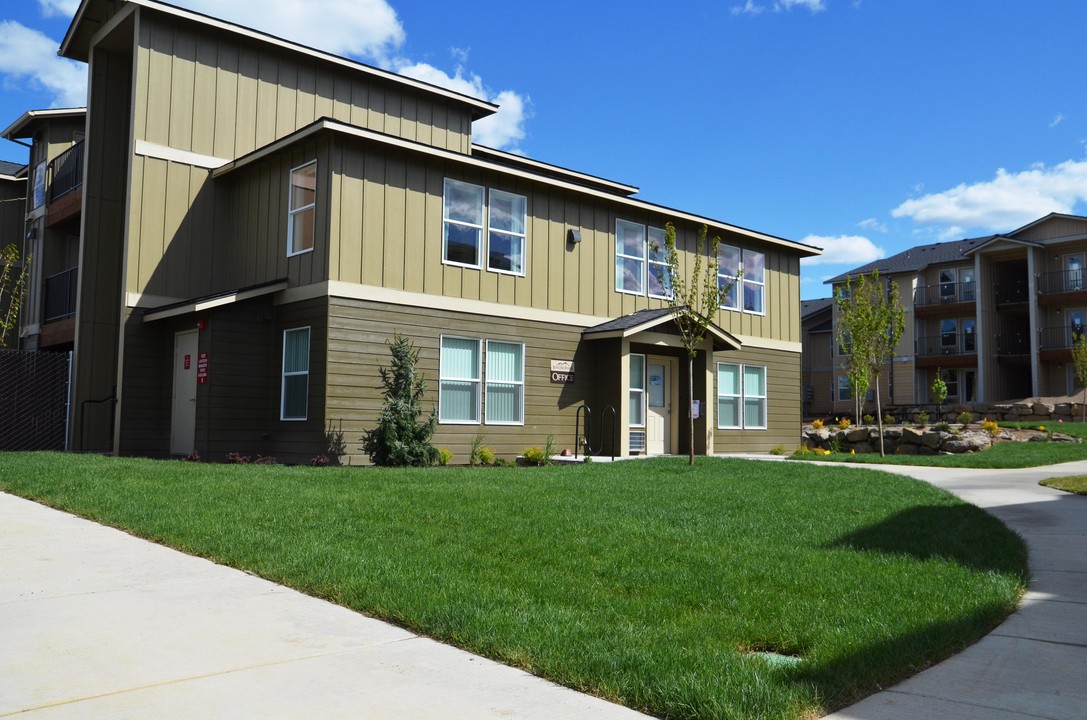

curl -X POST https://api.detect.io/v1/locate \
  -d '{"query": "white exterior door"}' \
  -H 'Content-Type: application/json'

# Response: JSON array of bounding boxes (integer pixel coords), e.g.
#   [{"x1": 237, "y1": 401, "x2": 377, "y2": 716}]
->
[
  {"x1": 646, "y1": 358, "x2": 672, "y2": 455},
  {"x1": 171, "y1": 330, "x2": 198, "y2": 455}
]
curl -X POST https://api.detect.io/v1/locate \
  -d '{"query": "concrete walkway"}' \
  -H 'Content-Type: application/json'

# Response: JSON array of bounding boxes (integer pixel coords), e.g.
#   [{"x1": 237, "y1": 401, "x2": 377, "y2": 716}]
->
[
  {"x1": 0, "y1": 492, "x2": 651, "y2": 719},
  {"x1": 814, "y1": 459, "x2": 1087, "y2": 720},
  {"x1": 2, "y1": 459, "x2": 1085, "y2": 720}
]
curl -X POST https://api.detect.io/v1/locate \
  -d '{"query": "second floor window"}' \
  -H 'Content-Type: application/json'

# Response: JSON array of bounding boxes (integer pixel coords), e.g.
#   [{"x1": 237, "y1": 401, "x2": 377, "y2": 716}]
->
[
  {"x1": 443, "y1": 179, "x2": 485, "y2": 267},
  {"x1": 288, "y1": 161, "x2": 316, "y2": 256},
  {"x1": 615, "y1": 220, "x2": 670, "y2": 298},
  {"x1": 488, "y1": 189, "x2": 527, "y2": 275},
  {"x1": 443, "y1": 179, "x2": 528, "y2": 274},
  {"x1": 718, "y1": 246, "x2": 766, "y2": 314}
]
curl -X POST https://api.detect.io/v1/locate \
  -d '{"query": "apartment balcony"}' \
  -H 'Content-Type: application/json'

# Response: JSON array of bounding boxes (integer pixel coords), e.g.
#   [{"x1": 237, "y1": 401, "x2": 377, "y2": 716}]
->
[
  {"x1": 1036, "y1": 269, "x2": 1087, "y2": 306},
  {"x1": 40, "y1": 266, "x2": 77, "y2": 349},
  {"x1": 913, "y1": 281, "x2": 975, "y2": 317},
  {"x1": 915, "y1": 333, "x2": 977, "y2": 368},
  {"x1": 994, "y1": 279, "x2": 1030, "y2": 305},
  {"x1": 1039, "y1": 324, "x2": 1084, "y2": 362},
  {"x1": 45, "y1": 140, "x2": 83, "y2": 228}
]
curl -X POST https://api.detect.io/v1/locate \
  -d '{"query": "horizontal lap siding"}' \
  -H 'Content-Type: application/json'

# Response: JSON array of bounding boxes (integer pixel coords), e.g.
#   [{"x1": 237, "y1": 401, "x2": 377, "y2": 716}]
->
[
  {"x1": 326, "y1": 298, "x2": 597, "y2": 464},
  {"x1": 713, "y1": 347, "x2": 801, "y2": 453}
]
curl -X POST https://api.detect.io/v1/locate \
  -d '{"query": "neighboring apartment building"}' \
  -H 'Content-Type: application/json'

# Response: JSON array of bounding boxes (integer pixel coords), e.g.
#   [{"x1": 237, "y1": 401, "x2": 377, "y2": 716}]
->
[
  {"x1": 800, "y1": 297, "x2": 832, "y2": 418},
  {"x1": 827, "y1": 213, "x2": 1087, "y2": 414},
  {"x1": 0, "y1": 160, "x2": 28, "y2": 330},
  {"x1": 4, "y1": 0, "x2": 819, "y2": 463}
]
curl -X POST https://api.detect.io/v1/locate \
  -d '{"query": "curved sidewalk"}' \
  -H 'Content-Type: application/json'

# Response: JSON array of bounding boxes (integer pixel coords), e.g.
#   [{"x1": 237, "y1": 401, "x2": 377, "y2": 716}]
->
[
  {"x1": 816, "y1": 458, "x2": 1087, "y2": 720},
  {"x1": 0, "y1": 492, "x2": 651, "y2": 720}
]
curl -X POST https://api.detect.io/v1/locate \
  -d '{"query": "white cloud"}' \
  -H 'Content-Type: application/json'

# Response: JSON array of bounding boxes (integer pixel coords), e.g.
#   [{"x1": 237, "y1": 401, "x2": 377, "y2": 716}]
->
[
  {"x1": 176, "y1": 0, "x2": 405, "y2": 64},
  {"x1": 858, "y1": 217, "x2": 887, "y2": 233},
  {"x1": 891, "y1": 159, "x2": 1087, "y2": 234},
  {"x1": 799, "y1": 234, "x2": 885, "y2": 266},
  {"x1": 732, "y1": 0, "x2": 826, "y2": 15},
  {"x1": 396, "y1": 61, "x2": 529, "y2": 151},
  {"x1": 0, "y1": 21, "x2": 86, "y2": 107},
  {"x1": 36, "y1": 0, "x2": 79, "y2": 17},
  {"x1": 1050, "y1": 113, "x2": 1065, "y2": 128}
]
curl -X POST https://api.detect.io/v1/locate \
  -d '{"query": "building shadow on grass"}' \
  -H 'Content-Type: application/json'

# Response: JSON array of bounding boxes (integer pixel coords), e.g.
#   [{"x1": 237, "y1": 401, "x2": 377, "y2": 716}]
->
[{"x1": 826, "y1": 504, "x2": 1028, "y2": 577}]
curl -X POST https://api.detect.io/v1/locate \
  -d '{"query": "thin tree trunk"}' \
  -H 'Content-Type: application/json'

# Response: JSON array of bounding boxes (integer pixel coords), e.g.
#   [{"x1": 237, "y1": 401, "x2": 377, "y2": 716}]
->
[
  {"x1": 875, "y1": 375, "x2": 885, "y2": 456},
  {"x1": 689, "y1": 354, "x2": 695, "y2": 466},
  {"x1": 1082, "y1": 386, "x2": 1085, "y2": 423}
]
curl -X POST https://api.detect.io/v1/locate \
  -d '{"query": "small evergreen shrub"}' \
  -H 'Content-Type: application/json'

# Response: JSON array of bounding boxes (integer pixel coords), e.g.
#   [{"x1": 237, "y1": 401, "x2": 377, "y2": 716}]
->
[
  {"x1": 769, "y1": 444, "x2": 786, "y2": 455},
  {"x1": 361, "y1": 335, "x2": 439, "y2": 467},
  {"x1": 883, "y1": 413, "x2": 895, "y2": 424},
  {"x1": 934, "y1": 422, "x2": 951, "y2": 432},
  {"x1": 862, "y1": 414, "x2": 875, "y2": 425},
  {"x1": 811, "y1": 418, "x2": 824, "y2": 430},
  {"x1": 981, "y1": 419, "x2": 999, "y2": 435},
  {"x1": 957, "y1": 411, "x2": 974, "y2": 427},
  {"x1": 477, "y1": 446, "x2": 496, "y2": 466},
  {"x1": 837, "y1": 417, "x2": 852, "y2": 430},
  {"x1": 437, "y1": 448, "x2": 454, "y2": 466},
  {"x1": 916, "y1": 410, "x2": 930, "y2": 426},
  {"x1": 792, "y1": 444, "x2": 815, "y2": 456}
]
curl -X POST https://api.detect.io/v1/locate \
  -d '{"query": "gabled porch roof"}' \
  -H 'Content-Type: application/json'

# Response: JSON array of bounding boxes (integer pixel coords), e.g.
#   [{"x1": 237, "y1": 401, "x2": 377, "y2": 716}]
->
[{"x1": 582, "y1": 307, "x2": 742, "y2": 352}]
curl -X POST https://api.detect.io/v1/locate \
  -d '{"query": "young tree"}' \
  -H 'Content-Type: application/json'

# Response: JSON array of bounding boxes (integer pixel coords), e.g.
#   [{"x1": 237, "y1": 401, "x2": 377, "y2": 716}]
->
[
  {"x1": 1071, "y1": 330, "x2": 1087, "y2": 422},
  {"x1": 361, "y1": 334, "x2": 439, "y2": 466},
  {"x1": 931, "y1": 370, "x2": 948, "y2": 421},
  {"x1": 836, "y1": 271, "x2": 905, "y2": 455},
  {"x1": 0, "y1": 243, "x2": 31, "y2": 348},
  {"x1": 663, "y1": 222, "x2": 735, "y2": 465}
]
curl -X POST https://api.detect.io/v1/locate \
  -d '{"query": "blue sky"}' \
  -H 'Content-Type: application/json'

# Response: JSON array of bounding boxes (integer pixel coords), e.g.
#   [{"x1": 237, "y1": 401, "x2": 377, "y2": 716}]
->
[{"x1": 2, "y1": 0, "x2": 1086, "y2": 299}]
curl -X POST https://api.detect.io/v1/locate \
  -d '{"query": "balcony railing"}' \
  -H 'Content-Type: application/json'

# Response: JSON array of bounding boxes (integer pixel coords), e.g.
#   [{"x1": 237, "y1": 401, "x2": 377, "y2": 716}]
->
[
  {"x1": 913, "y1": 281, "x2": 976, "y2": 307},
  {"x1": 47, "y1": 139, "x2": 84, "y2": 204},
  {"x1": 1040, "y1": 324, "x2": 1086, "y2": 350},
  {"x1": 995, "y1": 332, "x2": 1030, "y2": 355},
  {"x1": 43, "y1": 267, "x2": 78, "y2": 322},
  {"x1": 1037, "y1": 269, "x2": 1087, "y2": 295},
  {"x1": 994, "y1": 279, "x2": 1029, "y2": 304},
  {"x1": 916, "y1": 333, "x2": 976, "y2": 357}
]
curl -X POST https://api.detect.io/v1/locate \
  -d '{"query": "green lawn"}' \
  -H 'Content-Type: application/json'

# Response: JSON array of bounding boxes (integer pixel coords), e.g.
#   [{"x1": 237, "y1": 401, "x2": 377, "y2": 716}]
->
[
  {"x1": 0, "y1": 453, "x2": 1027, "y2": 720},
  {"x1": 999, "y1": 420, "x2": 1087, "y2": 439},
  {"x1": 795, "y1": 440, "x2": 1087, "y2": 468},
  {"x1": 1040, "y1": 475, "x2": 1087, "y2": 495}
]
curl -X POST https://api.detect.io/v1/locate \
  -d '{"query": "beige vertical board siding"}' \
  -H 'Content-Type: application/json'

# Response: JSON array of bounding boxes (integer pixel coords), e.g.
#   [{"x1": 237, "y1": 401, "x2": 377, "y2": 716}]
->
[
  {"x1": 212, "y1": 43, "x2": 238, "y2": 159},
  {"x1": 336, "y1": 142, "x2": 364, "y2": 284},
  {"x1": 168, "y1": 28, "x2": 195, "y2": 151},
  {"x1": 348, "y1": 75, "x2": 368, "y2": 128},
  {"x1": 415, "y1": 99, "x2": 432, "y2": 147},
  {"x1": 368, "y1": 85, "x2": 386, "y2": 134},
  {"x1": 275, "y1": 58, "x2": 298, "y2": 141},
  {"x1": 712, "y1": 346, "x2": 801, "y2": 453},
  {"x1": 1018, "y1": 216, "x2": 1087, "y2": 243},
  {"x1": 362, "y1": 151, "x2": 386, "y2": 286},
  {"x1": 162, "y1": 162, "x2": 192, "y2": 294},
  {"x1": 404, "y1": 162, "x2": 427, "y2": 293},
  {"x1": 383, "y1": 154, "x2": 407, "y2": 289}
]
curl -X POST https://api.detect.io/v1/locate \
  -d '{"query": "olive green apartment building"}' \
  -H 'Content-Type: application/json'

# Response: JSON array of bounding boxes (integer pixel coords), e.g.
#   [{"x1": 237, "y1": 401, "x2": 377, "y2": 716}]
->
[{"x1": 5, "y1": 0, "x2": 820, "y2": 463}]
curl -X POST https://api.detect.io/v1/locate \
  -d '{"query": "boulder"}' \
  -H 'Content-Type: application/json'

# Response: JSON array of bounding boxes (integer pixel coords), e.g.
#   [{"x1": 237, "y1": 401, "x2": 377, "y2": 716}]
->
[
  {"x1": 806, "y1": 428, "x2": 830, "y2": 443},
  {"x1": 846, "y1": 427, "x2": 868, "y2": 443},
  {"x1": 921, "y1": 431, "x2": 949, "y2": 449},
  {"x1": 1050, "y1": 432, "x2": 1077, "y2": 443},
  {"x1": 944, "y1": 435, "x2": 990, "y2": 453},
  {"x1": 1032, "y1": 402, "x2": 1055, "y2": 415},
  {"x1": 901, "y1": 427, "x2": 925, "y2": 445},
  {"x1": 882, "y1": 427, "x2": 903, "y2": 440}
]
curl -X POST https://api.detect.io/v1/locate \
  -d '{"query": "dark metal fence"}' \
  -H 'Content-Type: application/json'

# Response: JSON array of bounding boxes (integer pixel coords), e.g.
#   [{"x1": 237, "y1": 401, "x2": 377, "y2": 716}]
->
[
  {"x1": 47, "y1": 140, "x2": 84, "y2": 203},
  {"x1": 913, "y1": 281, "x2": 975, "y2": 306},
  {"x1": 43, "y1": 267, "x2": 78, "y2": 322},
  {"x1": 0, "y1": 350, "x2": 71, "y2": 451}
]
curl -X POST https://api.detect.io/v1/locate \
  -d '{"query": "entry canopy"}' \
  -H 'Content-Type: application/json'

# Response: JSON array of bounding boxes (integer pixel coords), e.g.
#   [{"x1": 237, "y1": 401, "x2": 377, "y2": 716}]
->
[{"x1": 582, "y1": 307, "x2": 742, "y2": 352}]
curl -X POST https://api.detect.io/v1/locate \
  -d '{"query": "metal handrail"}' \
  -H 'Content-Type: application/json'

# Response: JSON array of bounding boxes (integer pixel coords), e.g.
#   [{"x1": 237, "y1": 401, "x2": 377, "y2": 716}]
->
[
  {"x1": 575, "y1": 404, "x2": 617, "y2": 460},
  {"x1": 47, "y1": 140, "x2": 84, "y2": 203},
  {"x1": 1037, "y1": 269, "x2": 1087, "y2": 295},
  {"x1": 913, "y1": 281, "x2": 976, "y2": 306}
]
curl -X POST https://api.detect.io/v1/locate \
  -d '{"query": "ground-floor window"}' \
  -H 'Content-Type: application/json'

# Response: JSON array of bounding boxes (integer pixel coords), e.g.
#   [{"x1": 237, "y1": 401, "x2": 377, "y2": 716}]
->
[
  {"x1": 717, "y1": 362, "x2": 767, "y2": 430},
  {"x1": 439, "y1": 336, "x2": 482, "y2": 423},
  {"x1": 837, "y1": 374, "x2": 852, "y2": 401},
  {"x1": 485, "y1": 340, "x2": 525, "y2": 425},
  {"x1": 440, "y1": 336, "x2": 525, "y2": 425},
  {"x1": 629, "y1": 353, "x2": 646, "y2": 427},
  {"x1": 281, "y1": 327, "x2": 310, "y2": 420}
]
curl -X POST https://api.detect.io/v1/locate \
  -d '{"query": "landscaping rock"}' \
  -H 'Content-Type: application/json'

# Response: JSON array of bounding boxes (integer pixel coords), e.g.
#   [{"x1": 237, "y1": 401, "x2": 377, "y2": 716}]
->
[
  {"x1": 806, "y1": 428, "x2": 830, "y2": 443},
  {"x1": 921, "y1": 431, "x2": 947, "y2": 449},
  {"x1": 1033, "y1": 402, "x2": 1055, "y2": 415},
  {"x1": 846, "y1": 428, "x2": 868, "y2": 443},
  {"x1": 944, "y1": 434, "x2": 990, "y2": 453},
  {"x1": 1050, "y1": 432, "x2": 1076, "y2": 443},
  {"x1": 901, "y1": 427, "x2": 925, "y2": 445}
]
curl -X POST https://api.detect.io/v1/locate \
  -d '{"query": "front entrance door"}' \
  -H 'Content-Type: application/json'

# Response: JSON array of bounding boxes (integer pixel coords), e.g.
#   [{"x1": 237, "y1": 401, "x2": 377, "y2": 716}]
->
[
  {"x1": 171, "y1": 330, "x2": 198, "y2": 455},
  {"x1": 646, "y1": 357, "x2": 673, "y2": 455}
]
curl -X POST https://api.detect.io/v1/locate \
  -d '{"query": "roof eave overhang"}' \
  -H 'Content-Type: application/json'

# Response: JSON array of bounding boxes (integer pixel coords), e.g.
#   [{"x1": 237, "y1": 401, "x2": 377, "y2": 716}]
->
[
  {"x1": 1, "y1": 109, "x2": 87, "y2": 141},
  {"x1": 963, "y1": 236, "x2": 1045, "y2": 256},
  {"x1": 584, "y1": 311, "x2": 742, "y2": 352},
  {"x1": 142, "y1": 278, "x2": 288, "y2": 322}
]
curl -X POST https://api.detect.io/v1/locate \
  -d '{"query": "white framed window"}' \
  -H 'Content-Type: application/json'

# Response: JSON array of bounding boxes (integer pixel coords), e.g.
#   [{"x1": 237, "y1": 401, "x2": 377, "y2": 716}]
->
[
  {"x1": 281, "y1": 327, "x2": 310, "y2": 420},
  {"x1": 743, "y1": 250, "x2": 765, "y2": 314},
  {"x1": 717, "y1": 245, "x2": 741, "y2": 310},
  {"x1": 443, "y1": 178, "x2": 485, "y2": 268},
  {"x1": 718, "y1": 246, "x2": 766, "y2": 314},
  {"x1": 439, "y1": 335, "x2": 482, "y2": 423},
  {"x1": 616, "y1": 220, "x2": 646, "y2": 294},
  {"x1": 837, "y1": 375, "x2": 852, "y2": 401},
  {"x1": 717, "y1": 363, "x2": 741, "y2": 429},
  {"x1": 287, "y1": 161, "x2": 316, "y2": 256},
  {"x1": 743, "y1": 365, "x2": 767, "y2": 429},
  {"x1": 647, "y1": 225, "x2": 672, "y2": 299},
  {"x1": 485, "y1": 340, "x2": 524, "y2": 424},
  {"x1": 717, "y1": 363, "x2": 767, "y2": 429},
  {"x1": 629, "y1": 353, "x2": 646, "y2": 427},
  {"x1": 488, "y1": 189, "x2": 527, "y2": 276}
]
